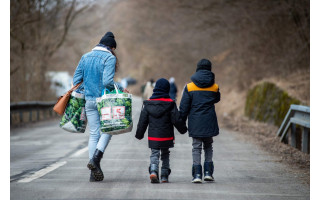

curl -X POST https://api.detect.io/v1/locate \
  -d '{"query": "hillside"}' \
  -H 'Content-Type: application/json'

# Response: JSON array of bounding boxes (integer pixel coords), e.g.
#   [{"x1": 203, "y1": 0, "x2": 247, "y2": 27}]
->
[{"x1": 50, "y1": 0, "x2": 309, "y2": 120}]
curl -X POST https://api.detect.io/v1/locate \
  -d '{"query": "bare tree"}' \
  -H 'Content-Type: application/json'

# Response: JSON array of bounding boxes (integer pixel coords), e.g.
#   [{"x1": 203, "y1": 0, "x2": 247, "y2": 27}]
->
[{"x1": 10, "y1": 0, "x2": 89, "y2": 102}]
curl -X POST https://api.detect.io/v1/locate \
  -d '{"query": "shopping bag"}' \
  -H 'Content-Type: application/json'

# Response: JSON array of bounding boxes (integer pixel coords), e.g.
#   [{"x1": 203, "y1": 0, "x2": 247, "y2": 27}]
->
[
  {"x1": 96, "y1": 84, "x2": 133, "y2": 135},
  {"x1": 60, "y1": 91, "x2": 87, "y2": 133}
]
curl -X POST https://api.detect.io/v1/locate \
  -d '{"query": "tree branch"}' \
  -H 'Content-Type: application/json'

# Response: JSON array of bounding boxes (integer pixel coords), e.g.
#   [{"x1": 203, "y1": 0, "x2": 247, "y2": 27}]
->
[
  {"x1": 10, "y1": 66, "x2": 21, "y2": 76},
  {"x1": 48, "y1": 0, "x2": 88, "y2": 57}
]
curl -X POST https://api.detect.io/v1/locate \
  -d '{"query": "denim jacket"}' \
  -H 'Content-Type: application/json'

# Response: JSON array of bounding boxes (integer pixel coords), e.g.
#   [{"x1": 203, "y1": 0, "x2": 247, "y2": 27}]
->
[{"x1": 73, "y1": 45, "x2": 123, "y2": 100}]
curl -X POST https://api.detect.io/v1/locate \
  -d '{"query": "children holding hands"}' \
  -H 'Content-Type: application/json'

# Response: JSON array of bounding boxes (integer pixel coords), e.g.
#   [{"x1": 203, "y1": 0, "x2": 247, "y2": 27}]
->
[{"x1": 136, "y1": 58, "x2": 220, "y2": 184}]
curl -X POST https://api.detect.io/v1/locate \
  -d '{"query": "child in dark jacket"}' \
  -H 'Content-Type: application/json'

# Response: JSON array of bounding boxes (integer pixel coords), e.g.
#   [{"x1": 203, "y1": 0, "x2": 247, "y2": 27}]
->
[
  {"x1": 136, "y1": 78, "x2": 187, "y2": 183},
  {"x1": 179, "y1": 59, "x2": 220, "y2": 183}
]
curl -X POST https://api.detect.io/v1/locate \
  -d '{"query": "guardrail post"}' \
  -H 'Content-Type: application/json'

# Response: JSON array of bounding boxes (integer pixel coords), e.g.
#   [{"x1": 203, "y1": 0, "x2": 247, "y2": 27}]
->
[
  {"x1": 29, "y1": 110, "x2": 32, "y2": 122},
  {"x1": 37, "y1": 109, "x2": 40, "y2": 121},
  {"x1": 277, "y1": 104, "x2": 310, "y2": 153},
  {"x1": 302, "y1": 127, "x2": 309, "y2": 153},
  {"x1": 19, "y1": 111, "x2": 23, "y2": 123},
  {"x1": 290, "y1": 124, "x2": 297, "y2": 148},
  {"x1": 283, "y1": 132, "x2": 288, "y2": 144}
]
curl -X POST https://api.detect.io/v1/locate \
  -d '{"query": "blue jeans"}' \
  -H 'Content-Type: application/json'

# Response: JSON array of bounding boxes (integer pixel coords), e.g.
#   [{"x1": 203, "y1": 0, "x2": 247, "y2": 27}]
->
[{"x1": 85, "y1": 100, "x2": 112, "y2": 159}]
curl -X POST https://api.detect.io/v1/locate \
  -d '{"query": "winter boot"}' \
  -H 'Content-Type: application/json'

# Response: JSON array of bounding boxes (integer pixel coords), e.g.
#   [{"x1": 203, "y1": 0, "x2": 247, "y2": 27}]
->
[
  {"x1": 87, "y1": 149, "x2": 104, "y2": 181},
  {"x1": 160, "y1": 168, "x2": 171, "y2": 183},
  {"x1": 89, "y1": 171, "x2": 96, "y2": 182},
  {"x1": 192, "y1": 164, "x2": 202, "y2": 183},
  {"x1": 149, "y1": 164, "x2": 160, "y2": 183},
  {"x1": 203, "y1": 161, "x2": 214, "y2": 182}
]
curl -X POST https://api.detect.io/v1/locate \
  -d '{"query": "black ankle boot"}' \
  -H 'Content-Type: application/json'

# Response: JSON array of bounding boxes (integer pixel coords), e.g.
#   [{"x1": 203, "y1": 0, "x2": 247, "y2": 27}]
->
[
  {"x1": 192, "y1": 164, "x2": 202, "y2": 183},
  {"x1": 89, "y1": 171, "x2": 96, "y2": 182},
  {"x1": 149, "y1": 164, "x2": 160, "y2": 183},
  {"x1": 161, "y1": 168, "x2": 171, "y2": 183},
  {"x1": 204, "y1": 161, "x2": 214, "y2": 182},
  {"x1": 87, "y1": 149, "x2": 104, "y2": 181}
]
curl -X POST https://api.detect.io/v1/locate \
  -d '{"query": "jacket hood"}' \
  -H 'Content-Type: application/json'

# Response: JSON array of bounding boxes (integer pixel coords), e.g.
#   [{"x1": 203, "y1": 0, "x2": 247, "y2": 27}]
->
[
  {"x1": 191, "y1": 70, "x2": 215, "y2": 88},
  {"x1": 143, "y1": 100, "x2": 174, "y2": 118}
]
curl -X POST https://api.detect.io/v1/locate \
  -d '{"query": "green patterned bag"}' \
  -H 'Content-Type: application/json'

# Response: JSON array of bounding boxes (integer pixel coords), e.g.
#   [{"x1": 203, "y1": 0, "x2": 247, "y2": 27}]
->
[
  {"x1": 60, "y1": 91, "x2": 87, "y2": 133},
  {"x1": 96, "y1": 85, "x2": 133, "y2": 135}
]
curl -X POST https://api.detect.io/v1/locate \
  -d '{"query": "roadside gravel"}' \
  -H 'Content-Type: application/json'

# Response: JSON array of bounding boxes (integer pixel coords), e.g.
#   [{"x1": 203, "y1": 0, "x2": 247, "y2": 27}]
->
[{"x1": 220, "y1": 115, "x2": 310, "y2": 185}]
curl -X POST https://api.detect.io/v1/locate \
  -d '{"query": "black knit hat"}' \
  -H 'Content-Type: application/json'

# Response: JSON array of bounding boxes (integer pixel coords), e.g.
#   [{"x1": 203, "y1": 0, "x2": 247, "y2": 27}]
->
[
  {"x1": 196, "y1": 58, "x2": 212, "y2": 71},
  {"x1": 99, "y1": 31, "x2": 117, "y2": 49},
  {"x1": 150, "y1": 78, "x2": 171, "y2": 99}
]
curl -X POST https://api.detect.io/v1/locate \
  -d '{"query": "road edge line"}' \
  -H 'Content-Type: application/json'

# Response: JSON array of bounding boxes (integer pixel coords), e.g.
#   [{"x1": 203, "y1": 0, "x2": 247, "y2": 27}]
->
[{"x1": 18, "y1": 161, "x2": 67, "y2": 183}]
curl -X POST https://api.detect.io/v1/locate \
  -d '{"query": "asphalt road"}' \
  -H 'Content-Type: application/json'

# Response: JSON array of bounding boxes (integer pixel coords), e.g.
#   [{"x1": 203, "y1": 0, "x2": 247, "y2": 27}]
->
[{"x1": 10, "y1": 96, "x2": 310, "y2": 200}]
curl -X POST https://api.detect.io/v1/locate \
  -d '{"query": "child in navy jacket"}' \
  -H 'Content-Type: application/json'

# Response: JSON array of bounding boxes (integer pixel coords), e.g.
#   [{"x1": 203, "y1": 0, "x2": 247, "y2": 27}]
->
[{"x1": 179, "y1": 59, "x2": 220, "y2": 183}]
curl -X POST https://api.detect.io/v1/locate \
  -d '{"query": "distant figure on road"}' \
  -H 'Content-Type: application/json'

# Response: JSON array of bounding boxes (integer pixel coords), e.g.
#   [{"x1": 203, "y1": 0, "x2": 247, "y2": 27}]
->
[
  {"x1": 73, "y1": 31, "x2": 129, "y2": 182},
  {"x1": 179, "y1": 58, "x2": 220, "y2": 183},
  {"x1": 120, "y1": 78, "x2": 128, "y2": 89},
  {"x1": 142, "y1": 79, "x2": 154, "y2": 100},
  {"x1": 169, "y1": 77, "x2": 178, "y2": 101},
  {"x1": 136, "y1": 78, "x2": 187, "y2": 183}
]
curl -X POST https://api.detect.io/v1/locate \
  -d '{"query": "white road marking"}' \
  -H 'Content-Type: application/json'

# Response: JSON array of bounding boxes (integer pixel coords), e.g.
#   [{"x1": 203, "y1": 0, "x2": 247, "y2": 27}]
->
[
  {"x1": 70, "y1": 146, "x2": 88, "y2": 157},
  {"x1": 18, "y1": 161, "x2": 67, "y2": 183},
  {"x1": 16, "y1": 147, "x2": 87, "y2": 183}
]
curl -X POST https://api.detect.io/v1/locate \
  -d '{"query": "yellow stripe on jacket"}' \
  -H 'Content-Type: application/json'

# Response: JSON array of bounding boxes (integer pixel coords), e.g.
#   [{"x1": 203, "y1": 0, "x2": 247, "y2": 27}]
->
[{"x1": 187, "y1": 82, "x2": 219, "y2": 92}]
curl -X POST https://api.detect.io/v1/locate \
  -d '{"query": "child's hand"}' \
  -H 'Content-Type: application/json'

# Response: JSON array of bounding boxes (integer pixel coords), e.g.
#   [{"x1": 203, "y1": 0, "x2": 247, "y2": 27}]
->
[
  {"x1": 180, "y1": 128, "x2": 187, "y2": 134},
  {"x1": 135, "y1": 135, "x2": 143, "y2": 140}
]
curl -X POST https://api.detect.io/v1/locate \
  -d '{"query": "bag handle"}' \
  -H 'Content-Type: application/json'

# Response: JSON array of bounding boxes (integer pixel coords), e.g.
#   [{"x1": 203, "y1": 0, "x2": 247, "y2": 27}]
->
[
  {"x1": 113, "y1": 84, "x2": 120, "y2": 94},
  {"x1": 101, "y1": 88, "x2": 111, "y2": 96},
  {"x1": 101, "y1": 84, "x2": 120, "y2": 96},
  {"x1": 68, "y1": 81, "x2": 83, "y2": 94}
]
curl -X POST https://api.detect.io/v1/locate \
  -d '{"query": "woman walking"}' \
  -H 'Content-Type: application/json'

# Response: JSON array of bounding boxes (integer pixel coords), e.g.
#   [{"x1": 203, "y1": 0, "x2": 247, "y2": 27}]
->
[{"x1": 73, "y1": 31, "x2": 127, "y2": 182}]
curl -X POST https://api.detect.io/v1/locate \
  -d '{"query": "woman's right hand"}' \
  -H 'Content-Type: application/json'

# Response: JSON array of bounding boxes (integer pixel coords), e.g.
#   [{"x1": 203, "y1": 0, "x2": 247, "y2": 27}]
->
[{"x1": 123, "y1": 88, "x2": 130, "y2": 93}]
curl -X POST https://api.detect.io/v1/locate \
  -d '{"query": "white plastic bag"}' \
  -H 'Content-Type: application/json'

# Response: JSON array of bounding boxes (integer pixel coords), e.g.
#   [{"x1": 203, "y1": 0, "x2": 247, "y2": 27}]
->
[{"x1": 96, "y1": 85, "x2": 133, "y2": 135}]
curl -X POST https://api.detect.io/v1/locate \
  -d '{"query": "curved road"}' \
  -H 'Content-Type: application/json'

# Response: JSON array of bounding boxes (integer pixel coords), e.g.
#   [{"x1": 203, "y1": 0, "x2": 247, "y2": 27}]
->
[{"x1": 10, "y1": 96, "x2": 309, "y2": 200}]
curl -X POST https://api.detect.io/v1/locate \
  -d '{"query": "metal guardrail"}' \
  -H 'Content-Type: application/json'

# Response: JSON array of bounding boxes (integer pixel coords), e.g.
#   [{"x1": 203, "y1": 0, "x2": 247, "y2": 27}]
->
[
  {"x1": 276, "y1": 104, "x2": 310, "y2": 153},
  {"x1": 10, "y1": 101, "x2": 57, "y2": 125}
]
